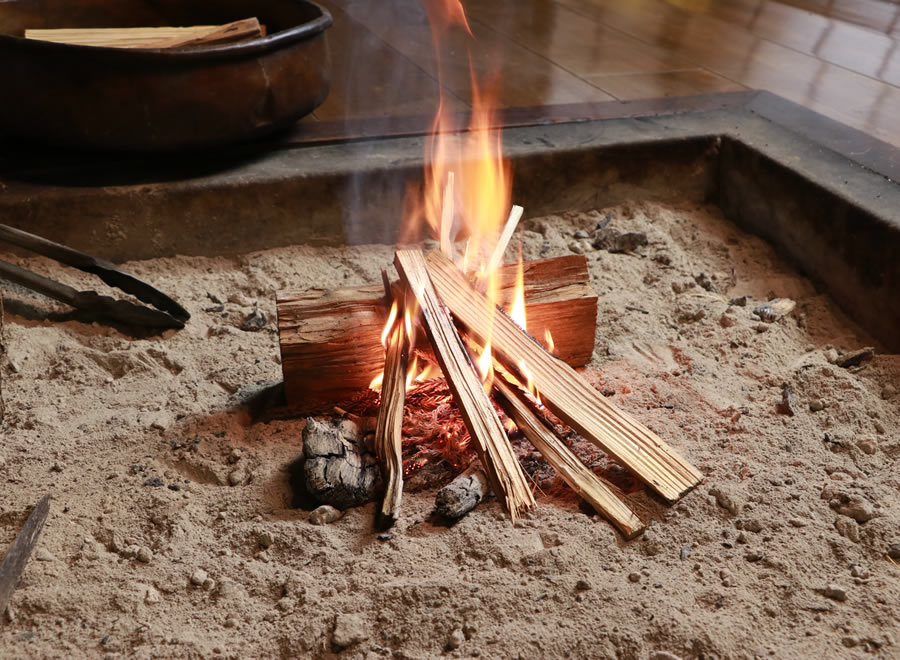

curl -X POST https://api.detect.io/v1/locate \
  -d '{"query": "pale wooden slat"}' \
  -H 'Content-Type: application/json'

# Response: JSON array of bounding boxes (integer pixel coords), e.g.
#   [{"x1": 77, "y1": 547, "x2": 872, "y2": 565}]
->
[
  {"x1": 494, "y1": 377, "x2": 644, "y2": 538},
  {"x1": 425, "y1": 250, "x2": 702, "y2": 502},
  {"x1": 374, "y1": 321, "x2": 409, "y2": 528}
]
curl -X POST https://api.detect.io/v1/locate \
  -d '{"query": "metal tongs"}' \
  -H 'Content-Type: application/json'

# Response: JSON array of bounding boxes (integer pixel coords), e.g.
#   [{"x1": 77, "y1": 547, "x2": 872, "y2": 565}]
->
[{"x1": 0, "y1": 223, "x2": 190, "y2": 329}]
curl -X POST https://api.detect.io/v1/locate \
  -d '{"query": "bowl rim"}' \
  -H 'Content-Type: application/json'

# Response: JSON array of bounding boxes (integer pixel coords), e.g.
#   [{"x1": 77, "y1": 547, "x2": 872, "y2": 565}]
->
[{"x1": 0, "y1": 0, "x2": 333, "y2": 60}]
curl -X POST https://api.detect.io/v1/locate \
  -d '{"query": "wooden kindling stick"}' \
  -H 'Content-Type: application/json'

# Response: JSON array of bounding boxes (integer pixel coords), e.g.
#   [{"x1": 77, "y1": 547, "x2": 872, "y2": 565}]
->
[
  {"x1": 25, "y1": 18, "x2": 263, "y2": 49},
  {"x1": 374, "y1": 293, "x2": 410, "y2": 530},
  {"x1": 424, "y1": 250, "x2": 703, "y2": 502},
  {"x1": 493, "y1": 376, "x2": 644, "y2": 538},
  {"x1": 394, "y1": 248, "x2": 534, "y2": 521},
  {"x1": 485, "y1": 204, "x2": 524, "y2": 275}
]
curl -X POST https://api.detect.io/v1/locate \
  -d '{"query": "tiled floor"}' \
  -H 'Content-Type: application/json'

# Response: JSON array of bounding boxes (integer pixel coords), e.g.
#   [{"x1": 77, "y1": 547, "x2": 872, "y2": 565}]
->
[{"x1": 311, "y1": 0, "x2": 900, "y2": 146}]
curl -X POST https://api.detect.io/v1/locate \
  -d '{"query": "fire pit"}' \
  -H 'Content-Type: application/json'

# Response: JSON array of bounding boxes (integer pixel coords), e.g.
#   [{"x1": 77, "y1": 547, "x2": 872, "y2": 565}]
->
[{"x1": 0, "y1": 92, "x2": 898, "y2": 657}]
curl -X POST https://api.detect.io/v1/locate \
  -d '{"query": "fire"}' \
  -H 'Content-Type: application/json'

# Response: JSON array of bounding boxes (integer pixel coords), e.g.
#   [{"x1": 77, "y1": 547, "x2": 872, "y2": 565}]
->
[
  {"x1": 477, "y1": 341, "x2": 494, "y2": 392},
  {"x1": 518, "y1": 359, "x2": 540, "y2": 404},
  {"x1": 544, "y1": 329, "x2": 556, "y2": 354},
  {"x1": 375, "y1": 0, "x2": 525, "y2": 416},
  {"x1": 380, "y1": 300, "x2": 398, "y2": 348},
  {"x1": 421, "y1": 0, "x2": 472, "y2": 39}
]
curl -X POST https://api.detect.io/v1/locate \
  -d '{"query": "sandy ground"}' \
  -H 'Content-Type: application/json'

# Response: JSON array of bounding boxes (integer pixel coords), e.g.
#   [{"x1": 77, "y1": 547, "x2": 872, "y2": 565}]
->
[{"x1": 0, "y1": 201, "x2": 898, "y2": 659}]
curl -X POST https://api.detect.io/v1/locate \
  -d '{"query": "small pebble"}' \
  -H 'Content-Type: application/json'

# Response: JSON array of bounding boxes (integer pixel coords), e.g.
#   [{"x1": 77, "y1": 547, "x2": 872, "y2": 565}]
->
[
  {"x1": 649, "y1": 653, "x2": 684, "y2": 660},
  {"x1": 744, "y1": 550, "x2": 764, "y2": 562},
  {"x1": 228, "y1": 468, "x2": 247, "y2": 487},
  {"x1": 447, "y1": 628, "x2": 465, "y2": 651},
  {"x1": 573, "y1": 229, "x2": 590, "y2": 239},
  {"x1": 809, "y1": 399, "x2": 825, "y2": 412},
  {"x1": 575, "y1": 579, "x2": 591, "y2": 591},
  {"x1": 377, "y1": 533, "x2": 394, "y2": 541},
  {"x1": 256, "y1": 530, "x2": 275, "y2": 549},
  {"x1": 882, "y1": 384, "x2": 897, "y2": 400},
  {"x1": 34, "y1": 547, "x2": 55, "y2": 561},
  {"x1": 887, "y1": 544, "x2": 900, "y2": 560},
  {"x1": 309, "y1": 505, "x2": 343, "y2": 525},
  {"x1": 332, "y1": 613, "x2": 368, "y2": 650},
  {"x1": 823, "y1": 584, "x2": 848, "y2": 602},
  {"x1": 568, "y1": 241, "x2": 585, "y2": 255},
  {"x1": 628, "y1": 572, "x2": 641, "y2": 583},
  {"x1": 190, "y1": 569, "x2": 209, "y2": 586},
  {"x1": 709, "y1": 487, "x2": 740, "y2": 515},
  {"x1": 136, "y1": 546, "x2": 153, "y2": 563},
  {"x1": 830, "y1": 493, "x2": 875, "y2": 523},
  {"x1": 856, "y1": 438, "x2": 877, "y2": 455}
]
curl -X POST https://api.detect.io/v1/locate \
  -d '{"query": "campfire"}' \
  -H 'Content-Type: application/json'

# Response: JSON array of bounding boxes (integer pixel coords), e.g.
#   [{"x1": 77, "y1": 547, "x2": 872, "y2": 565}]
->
[{"x1": 276, "y1": 0, "x2": 701, "y2": 537}]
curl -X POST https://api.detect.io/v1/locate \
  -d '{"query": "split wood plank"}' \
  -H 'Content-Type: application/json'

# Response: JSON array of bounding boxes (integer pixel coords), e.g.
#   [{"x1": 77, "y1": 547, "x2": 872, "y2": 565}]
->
[
  {"x1": 424, "y1": 250, "x2": 702, "y2": 502},
  {"x1": 0, "y1": 494, "x2": 50, "y2": 618},
  {"x1": 277, "y1": 255, "x2": 597, "y2": 411},
  {"x1": 494, "y1": 377, "x2": 644, "y2": 538},
  {"x1": 374, "y1": 320, "x2": 409, "y2": 529},
  {"x1": 25, "y1": 18, "x2": 262, "y2": 49},
  {"x1": 394, "y1": 248, "x2": 534, "y2": 520}
]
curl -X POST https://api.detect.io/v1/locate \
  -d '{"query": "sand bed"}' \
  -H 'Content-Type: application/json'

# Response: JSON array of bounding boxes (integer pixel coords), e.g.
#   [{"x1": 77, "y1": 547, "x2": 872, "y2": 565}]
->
[{"x1": 1, "y1": 200, "x2": 898, "y2": 659}]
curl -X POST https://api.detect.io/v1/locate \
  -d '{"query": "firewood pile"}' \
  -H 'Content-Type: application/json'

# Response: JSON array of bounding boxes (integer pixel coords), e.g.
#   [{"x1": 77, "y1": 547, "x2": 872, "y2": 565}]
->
[{"x1": 277, "y1": 239, "x2": 702, "y2": 538}]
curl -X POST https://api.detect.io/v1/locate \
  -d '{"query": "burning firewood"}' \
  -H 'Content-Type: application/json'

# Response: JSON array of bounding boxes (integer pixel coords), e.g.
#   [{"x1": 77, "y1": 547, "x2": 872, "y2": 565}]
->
[
  {"x1": 394, "y1": 248, "x2": 535, "y2": 521},
  {"x1": 276, "y1": 255, "x2": 598, "y2": 412},
  {"x1": 493, "y1": 377, "x2": 644, "y2": 538},
  {"x1": 423, "y1": 250, "x2": 703, "y2": 503},
  {"x1": 374, "y1": 298, "x2": 410, "y2": 530}
]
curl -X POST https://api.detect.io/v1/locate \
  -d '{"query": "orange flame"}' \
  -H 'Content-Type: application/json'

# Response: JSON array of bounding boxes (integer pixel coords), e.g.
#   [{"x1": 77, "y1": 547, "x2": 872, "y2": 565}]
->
[
  {"x1": 518, "y1": 360, "x2": 541, "y2": 405},
  {"x1": 478, "y1": 341, "x2": 494, "y2": 392},
  {"x1": 544, "y1": 329, "x2": 555, "y2": 354},
  {"x1": 405, "y1": 355, "x2": 418, "y2": 392},
  {"x1": 421, "y1": 0, "x2": 472, "y2": 38},
  {"x1": 381, "y1": 300, "x2": 399, "y2": 348}
]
